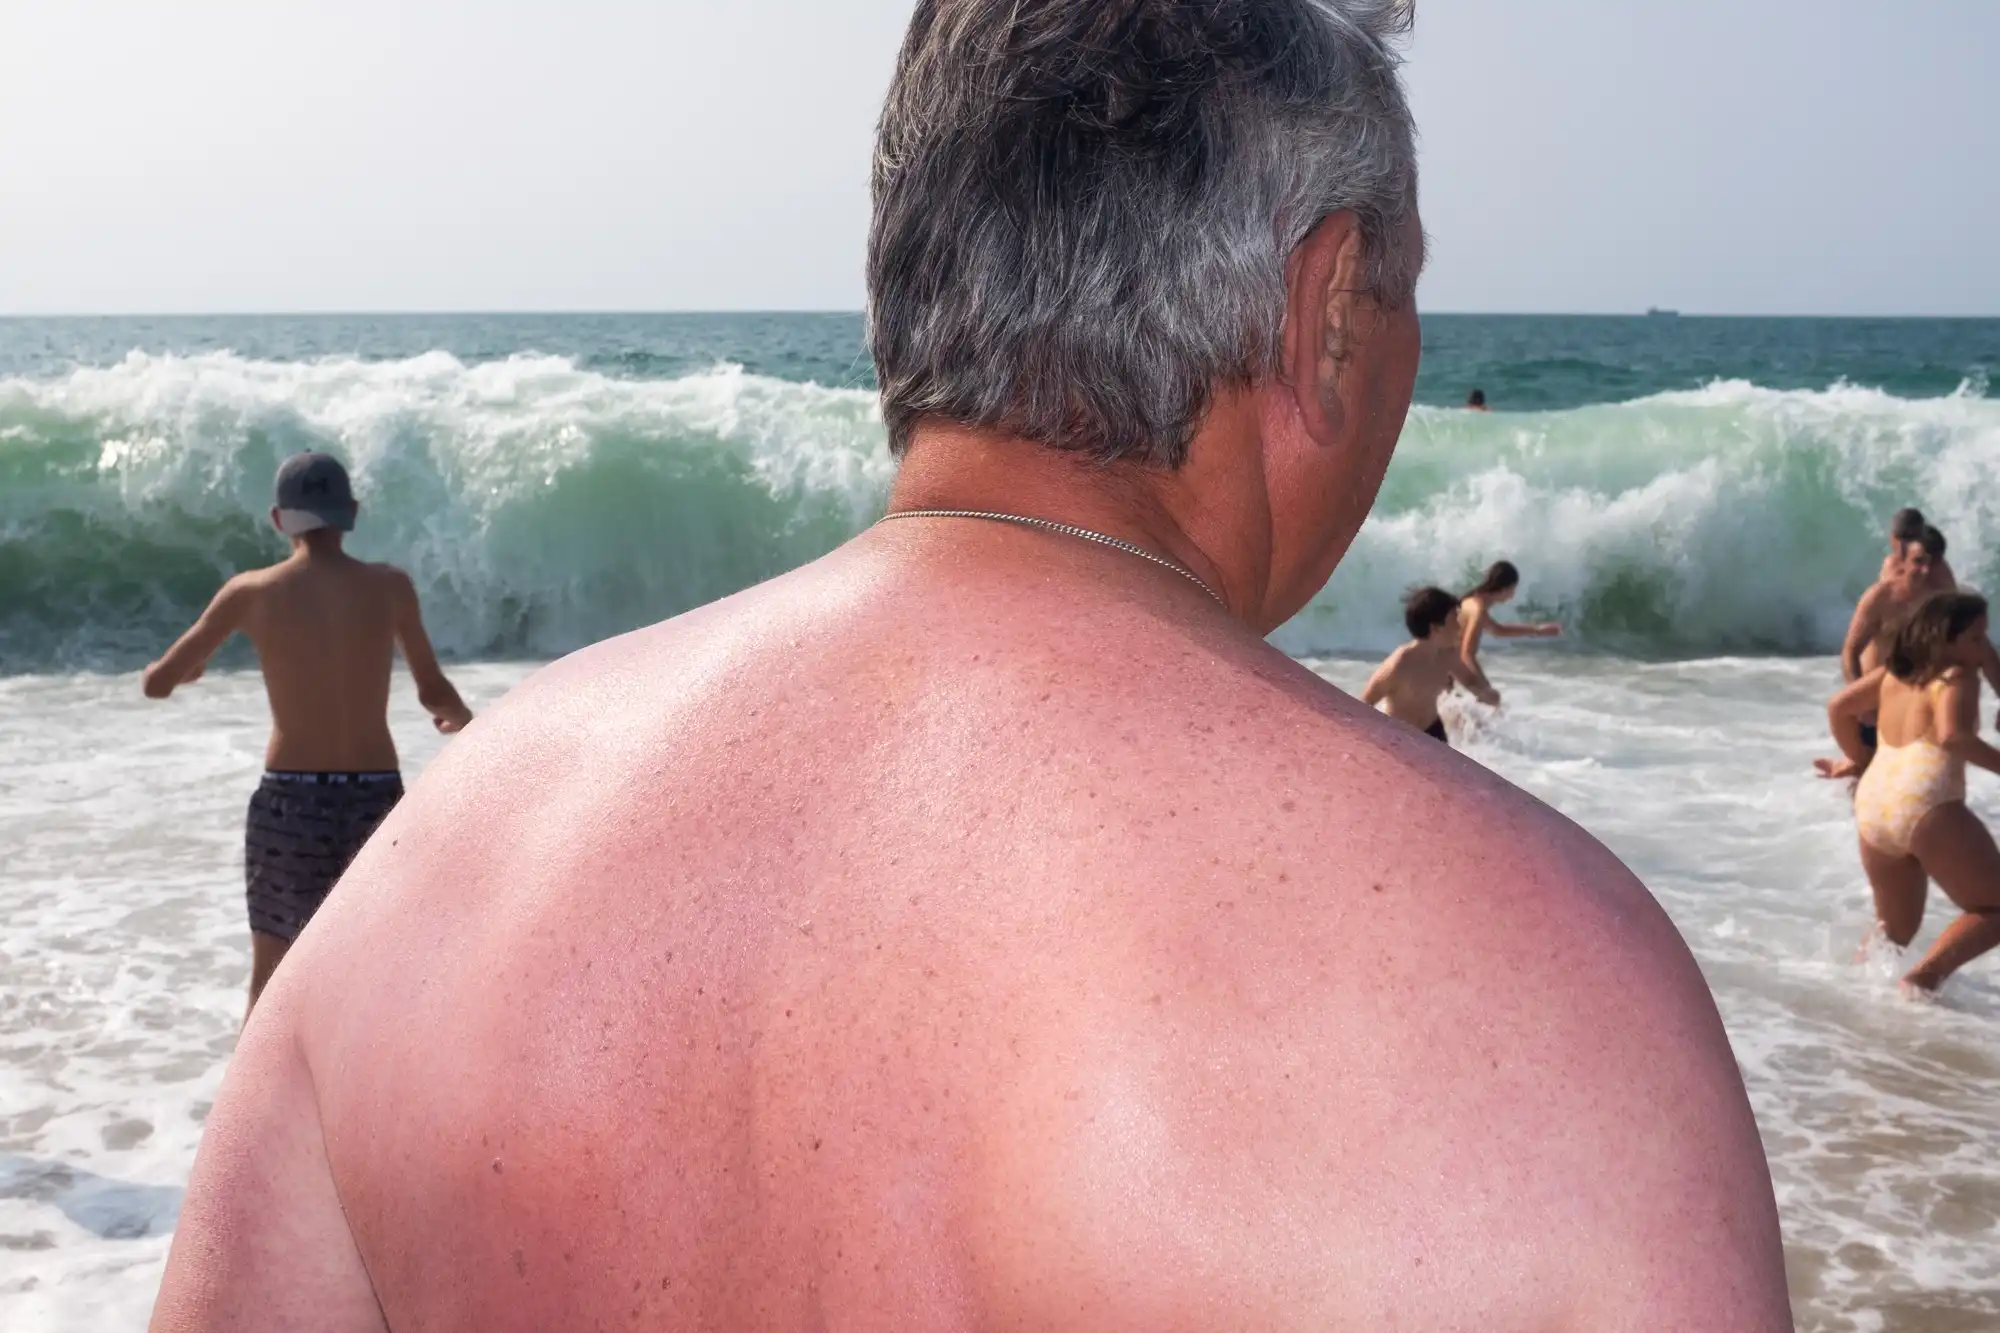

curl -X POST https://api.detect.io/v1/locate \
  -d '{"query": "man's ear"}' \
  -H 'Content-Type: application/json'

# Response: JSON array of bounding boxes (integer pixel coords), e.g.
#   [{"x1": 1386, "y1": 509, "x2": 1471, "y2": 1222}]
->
[
  {"x1": 1278, "y1": 211, "x2": 1372, "y2": 448},
  {"x1": 270, "y1": 506, "x2": 284, "y2": 534}
]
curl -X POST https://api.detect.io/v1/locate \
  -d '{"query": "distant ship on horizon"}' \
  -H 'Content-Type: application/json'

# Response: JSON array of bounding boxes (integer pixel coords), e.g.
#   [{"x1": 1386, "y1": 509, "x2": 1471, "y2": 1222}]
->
[{"x1": 1646, "y1": 307, "x2": 1681, "y2": 318}]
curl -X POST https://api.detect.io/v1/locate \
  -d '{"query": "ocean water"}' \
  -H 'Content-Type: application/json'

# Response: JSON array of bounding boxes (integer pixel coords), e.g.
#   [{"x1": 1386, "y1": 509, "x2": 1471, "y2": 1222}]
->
[
  {"x1": 3, "y1": 314, "x2": 2000, "y2": 1330},
  {"x1": 4, "y1": 314, "x2": 1998, "y2": 669}
]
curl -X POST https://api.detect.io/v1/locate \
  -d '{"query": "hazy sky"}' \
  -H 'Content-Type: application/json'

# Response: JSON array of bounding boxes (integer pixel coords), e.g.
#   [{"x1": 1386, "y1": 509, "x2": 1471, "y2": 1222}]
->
[{"x1": 2, "y1": 0, "x2": 1994, "y2": 316}]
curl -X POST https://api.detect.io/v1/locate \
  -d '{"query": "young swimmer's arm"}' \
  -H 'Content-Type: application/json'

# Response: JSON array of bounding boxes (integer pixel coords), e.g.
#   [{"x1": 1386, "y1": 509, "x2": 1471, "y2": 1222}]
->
[
  {"x1": 389, "y1": 569, "x2": 474, "y2": 734},
  {"x1": 1360, "y1": 658, "x2": 1394, "y2": 707},
  {"x1": 1936, "y1": 670, "x2": 2000, "y2": 775},
  {"x1": 1821, "y1": 668, "x2": 1885, "y2": 774},
  {"x1": 142, "y1": 579, "x2": 251, "y2": 698},
  {"x1": 1978, "y1": 638, "x2": 2000, "y2": 703},
  {"x1": 1446, "y1": 652, "x2": 1500, "y2": 708},
  {"x1": 1484, "y1": 617, "x2": 1561, "y2": 639},
  {"x1": 1839, "y1": 588, "x2": 1881, "y2": 683}
]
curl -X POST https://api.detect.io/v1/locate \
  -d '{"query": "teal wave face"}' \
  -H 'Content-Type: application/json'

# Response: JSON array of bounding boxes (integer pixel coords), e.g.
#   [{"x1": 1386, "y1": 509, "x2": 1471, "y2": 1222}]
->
[
  {"x1": 0, "y1": 352, "x2": 890, "y2": 668},
  {"x1": 1276, "y1": 381, "x2": 2000, "y2": 658},
  {"x1": 1, "y1": 352, "x2": 1995, "y2": 670}
]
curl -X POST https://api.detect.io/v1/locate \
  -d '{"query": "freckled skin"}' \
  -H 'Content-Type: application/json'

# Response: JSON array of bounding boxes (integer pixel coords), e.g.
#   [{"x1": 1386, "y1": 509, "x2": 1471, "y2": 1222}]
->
[{"x1": 152, "y1": 217, "x2": 1792, "y2": 1331}]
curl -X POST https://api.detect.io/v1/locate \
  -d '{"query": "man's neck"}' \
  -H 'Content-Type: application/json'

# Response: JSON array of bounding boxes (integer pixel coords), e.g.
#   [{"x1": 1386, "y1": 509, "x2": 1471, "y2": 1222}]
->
[{"x1": 887, "y1": 413, "x2": 1269, "y2": 624}]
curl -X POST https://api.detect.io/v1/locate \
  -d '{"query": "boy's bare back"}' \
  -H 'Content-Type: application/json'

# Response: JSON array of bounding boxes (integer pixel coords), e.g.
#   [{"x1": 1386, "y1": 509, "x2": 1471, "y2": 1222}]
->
[
  {"x1": 239, "y1": 554, "x2": 402, "y2": 770},
  {"x1": 143, "y1": 453, "x2": 475, "y2": 1010},
  {"x1": 147, "y1": 545, "x2": 465, "y2": 771},
  {"x1": 1365, "y1": 640, "x2": 1458, "y2": 730}
]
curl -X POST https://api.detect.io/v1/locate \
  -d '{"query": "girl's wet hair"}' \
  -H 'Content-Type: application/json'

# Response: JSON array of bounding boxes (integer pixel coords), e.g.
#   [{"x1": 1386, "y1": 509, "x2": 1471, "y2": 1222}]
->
[
  {"x1": 1466, "y1": 560, "x2": 1519, "y2": 599},
  {"x1": 1886, "y1": 591, "x2": 1989, "y2": 684}
]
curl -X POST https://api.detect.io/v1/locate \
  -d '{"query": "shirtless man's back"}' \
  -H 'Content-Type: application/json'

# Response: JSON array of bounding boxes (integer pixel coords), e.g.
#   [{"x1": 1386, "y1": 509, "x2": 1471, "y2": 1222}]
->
[
  {"x1": 144, "y1": 452, "x2": 471, "y2": 1011},
  {"x1": 154, "y1": 5, "x2": 1790, "y2": 1329}
]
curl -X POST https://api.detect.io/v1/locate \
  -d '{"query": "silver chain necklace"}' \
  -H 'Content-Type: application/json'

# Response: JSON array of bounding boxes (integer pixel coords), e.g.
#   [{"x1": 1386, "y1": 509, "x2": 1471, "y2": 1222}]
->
[{"x1": 878, "y1": 508, "x2": 1225, "y2": 607}]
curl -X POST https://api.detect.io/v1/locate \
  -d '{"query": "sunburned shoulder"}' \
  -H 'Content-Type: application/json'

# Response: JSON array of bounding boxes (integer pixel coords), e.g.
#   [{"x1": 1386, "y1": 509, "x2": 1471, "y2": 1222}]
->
[
  {"x1": 1303, "y1": 699, "x2": 1653, "y2": 910},
  {"x1": 1196, "y1": 665, "x2": 1700, "y2": 1036},
  {"x1": 989, "y1": 664, "x2": 1784, "y2": 1328},
  {"x1": 394, "y1": 611, "x2": 727, "y2": 782}
]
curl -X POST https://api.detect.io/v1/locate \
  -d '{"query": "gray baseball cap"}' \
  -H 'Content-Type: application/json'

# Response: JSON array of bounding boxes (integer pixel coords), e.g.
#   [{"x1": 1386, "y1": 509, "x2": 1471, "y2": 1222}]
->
[{"x1": 273, "y1": 452, "x2": 358, "y2": 534}]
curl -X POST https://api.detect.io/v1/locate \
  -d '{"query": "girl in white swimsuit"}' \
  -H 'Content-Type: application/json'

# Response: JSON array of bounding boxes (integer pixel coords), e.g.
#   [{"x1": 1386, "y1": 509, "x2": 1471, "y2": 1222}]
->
[
  {"x1": 1853, "y1": 736, "x2": 1964, "y2": 858},
  {"x1": 1823, "y1": 591, "x2": 2000, "y2": 993}
]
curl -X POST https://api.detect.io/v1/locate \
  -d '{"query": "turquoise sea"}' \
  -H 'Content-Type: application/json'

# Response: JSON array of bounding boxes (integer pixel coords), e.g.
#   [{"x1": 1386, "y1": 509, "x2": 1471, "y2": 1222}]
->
[{"x1": 2, "y1": 313, "x2": 1996, "y2": 668}]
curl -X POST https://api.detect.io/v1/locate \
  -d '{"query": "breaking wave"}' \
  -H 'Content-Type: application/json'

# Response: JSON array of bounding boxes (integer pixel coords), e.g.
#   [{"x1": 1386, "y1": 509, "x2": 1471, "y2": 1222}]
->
[{"x1": 1, "y1": 350, "x2": 1994, "y2": 668}]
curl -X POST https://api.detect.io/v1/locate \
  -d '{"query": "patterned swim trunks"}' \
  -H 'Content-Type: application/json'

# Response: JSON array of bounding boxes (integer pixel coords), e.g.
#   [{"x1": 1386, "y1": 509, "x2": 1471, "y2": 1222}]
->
[{"x1": 244, "y1": 771, "x2": 404, "y2": 941}]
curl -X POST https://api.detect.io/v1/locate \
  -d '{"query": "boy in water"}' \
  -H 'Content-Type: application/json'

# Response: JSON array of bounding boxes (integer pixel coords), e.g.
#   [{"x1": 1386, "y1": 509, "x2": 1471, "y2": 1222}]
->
[
  {"x1": 143, "y1": 452, "x2": 473, "y2": 1016},
  {"x1": 1362, "y1": 587, "x2": 1496, "y2": 744},
  {"x1": 1844, "y1": 534, "x2": 1943, "y2": 687},
  {"x1": 1877, "y1": 507, "x2": 1954, "y2": 588},
  {"x1": 1832, "y1": 521, "x2": 2000, "y2": 763}
]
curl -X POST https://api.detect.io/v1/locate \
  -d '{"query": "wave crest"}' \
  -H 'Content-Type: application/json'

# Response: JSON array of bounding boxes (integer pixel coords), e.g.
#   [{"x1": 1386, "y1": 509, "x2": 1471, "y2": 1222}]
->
[
  {"x1": 0, "y1": 351, "x2": 889, "y2": 665},
  {"x1": 1276, "y1": 382, "x2": 2000, "y2": 657},
  {"x1": 1, "y1": 353, "x2": 1994, "y2": 667}
]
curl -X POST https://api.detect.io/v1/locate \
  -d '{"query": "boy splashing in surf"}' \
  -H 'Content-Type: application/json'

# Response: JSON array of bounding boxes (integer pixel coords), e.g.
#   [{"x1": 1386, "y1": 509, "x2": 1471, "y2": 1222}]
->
[
  {"x1": 1362, "y1": 587, "x2": 1496, "y2": 744},
  {"x1": 143, "y1": 452, "x2": 473, "y2": 1017}
]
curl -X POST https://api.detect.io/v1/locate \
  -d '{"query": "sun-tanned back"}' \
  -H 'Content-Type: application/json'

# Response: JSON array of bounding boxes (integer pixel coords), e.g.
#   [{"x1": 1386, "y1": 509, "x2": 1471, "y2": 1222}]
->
[
  {"x1": 234, "y1": 558, "x2": 403, "y2": 768},
  {"x1": 1874, "y1": 668, "x2": 1964, "y2": 749},
  {"x1": 265, "y1": 553, "x2": 1782, "y2": 1332}
]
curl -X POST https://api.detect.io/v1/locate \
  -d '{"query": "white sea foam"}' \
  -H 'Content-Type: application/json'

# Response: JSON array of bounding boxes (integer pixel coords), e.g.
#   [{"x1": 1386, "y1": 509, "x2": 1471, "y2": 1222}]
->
[{"x1": 1278, "y1": 383, "x2": 2000, "y2": 657}]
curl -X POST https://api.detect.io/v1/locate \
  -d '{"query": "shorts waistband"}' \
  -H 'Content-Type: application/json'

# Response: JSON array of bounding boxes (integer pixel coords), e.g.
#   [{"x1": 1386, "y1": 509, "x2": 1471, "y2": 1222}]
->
[{"x1": 262, "y1": 771, "x2": 403, "y2": 786}]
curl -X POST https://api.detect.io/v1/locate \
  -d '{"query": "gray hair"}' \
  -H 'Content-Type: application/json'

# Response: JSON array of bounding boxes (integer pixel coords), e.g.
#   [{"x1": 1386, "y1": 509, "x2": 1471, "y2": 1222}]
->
[{"x1": 868, "y1": 0, "x2": 1422, "y2": 468}]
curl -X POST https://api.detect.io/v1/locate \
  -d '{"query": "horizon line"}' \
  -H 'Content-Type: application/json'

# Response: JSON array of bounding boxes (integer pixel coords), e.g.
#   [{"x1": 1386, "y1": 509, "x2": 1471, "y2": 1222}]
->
[{"x1": 3, "y1": 308, "x2": 2000, "y2": 322}]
